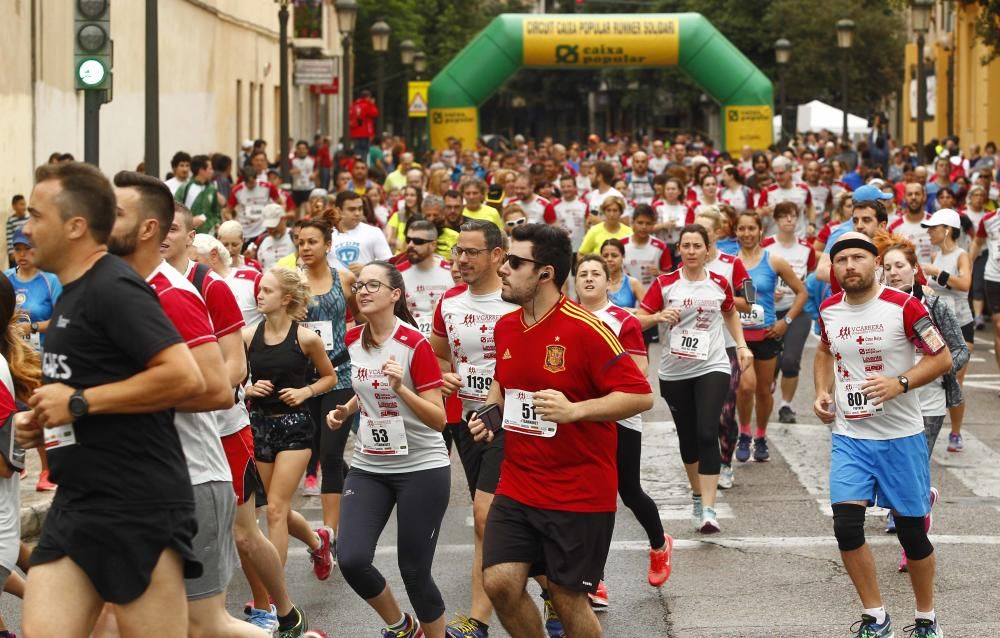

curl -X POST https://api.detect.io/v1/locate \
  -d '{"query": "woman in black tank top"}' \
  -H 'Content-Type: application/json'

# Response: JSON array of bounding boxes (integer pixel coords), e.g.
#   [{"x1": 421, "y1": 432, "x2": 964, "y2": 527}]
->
[{"x1": 243, "y1": 267, "x2": 338, "y2": 572}]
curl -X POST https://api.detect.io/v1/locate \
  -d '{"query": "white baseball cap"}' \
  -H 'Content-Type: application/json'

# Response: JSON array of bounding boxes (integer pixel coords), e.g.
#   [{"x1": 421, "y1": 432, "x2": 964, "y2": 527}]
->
[
  {"x1": 262, "y1": 203, "x2": 285, "y2": 229},
  {"x1": 921, "y1": 208, "x2": 961, "y2": 230}
]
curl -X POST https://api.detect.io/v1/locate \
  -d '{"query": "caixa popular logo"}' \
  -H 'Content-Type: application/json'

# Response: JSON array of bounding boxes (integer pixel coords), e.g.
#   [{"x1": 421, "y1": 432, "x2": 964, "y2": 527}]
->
[{"x1": 554, "y1": 44, "x2": 579, "y2": 64}]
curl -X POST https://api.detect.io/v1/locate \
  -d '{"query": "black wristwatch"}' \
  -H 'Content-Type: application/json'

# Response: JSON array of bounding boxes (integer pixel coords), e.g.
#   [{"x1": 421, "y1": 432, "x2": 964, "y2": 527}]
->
[
  {"x1": 897, "y1": 375, "x2": 910, "y2": 394},
  {"x1": 69, "y1": 388, "x2": 90, "y2": 419},
  {"x1": 29, "y1": 322, "x2": 38, "y2": 333}
]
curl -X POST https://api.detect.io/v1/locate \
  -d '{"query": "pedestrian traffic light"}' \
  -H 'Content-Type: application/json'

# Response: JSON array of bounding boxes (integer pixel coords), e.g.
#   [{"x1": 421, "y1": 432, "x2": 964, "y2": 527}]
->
[{"x1": 75, "y1": 0, "x2": 112, "y2": 90}]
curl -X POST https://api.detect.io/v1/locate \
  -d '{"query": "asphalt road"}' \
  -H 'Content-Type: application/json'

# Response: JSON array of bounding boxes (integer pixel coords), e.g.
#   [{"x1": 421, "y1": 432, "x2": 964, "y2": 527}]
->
[{"x1": 3, "y1": 326, "x2": 1000, "y2": 637}]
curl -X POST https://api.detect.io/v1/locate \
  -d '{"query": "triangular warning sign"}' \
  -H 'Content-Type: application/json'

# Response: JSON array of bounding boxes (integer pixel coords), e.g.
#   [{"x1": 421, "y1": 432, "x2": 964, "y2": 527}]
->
[{"x1": 408, "y1": 93, "x2": 427, "y2": 113}]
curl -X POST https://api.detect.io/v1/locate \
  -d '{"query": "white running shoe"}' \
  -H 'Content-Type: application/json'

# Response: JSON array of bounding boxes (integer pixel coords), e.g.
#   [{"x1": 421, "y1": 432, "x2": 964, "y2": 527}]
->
[
  {"x1": 718, "y1": 464, "x2": 734, "y2": 489},
  {"x1": 699, "y1": 506, "x2": 721, "y2": 534}
]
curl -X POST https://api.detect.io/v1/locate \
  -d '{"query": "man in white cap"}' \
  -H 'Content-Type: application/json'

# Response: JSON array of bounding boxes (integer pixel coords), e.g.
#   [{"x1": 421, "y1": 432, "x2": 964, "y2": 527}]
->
[{"x1": 256, "y1": 203, "x2": 295, "y2": 271}]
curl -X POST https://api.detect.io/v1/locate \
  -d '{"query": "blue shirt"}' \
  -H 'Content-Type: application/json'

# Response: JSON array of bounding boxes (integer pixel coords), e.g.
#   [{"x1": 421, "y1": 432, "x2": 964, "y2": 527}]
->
[
  {"x1": 742, "y1": 250, "x2": 778, "y2": 333},
  {"x1": 841, "y1": 171, "x2": 864, "y2": 191},
  {"x1": 5, "y1": 268, "x2": 62, "y2": 346},
  {"x1": 824, "y1": 219, "x2": 855, "y2": 253},
  {"x1": 717, "y1": 237, "x2": 740, "y2": 256}
]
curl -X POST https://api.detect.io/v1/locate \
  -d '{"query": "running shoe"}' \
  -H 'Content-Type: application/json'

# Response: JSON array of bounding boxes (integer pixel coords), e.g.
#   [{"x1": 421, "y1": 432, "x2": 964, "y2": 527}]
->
[
  {"x1": 247, "y1": 604, "x2": 280, "y2": 635},
  {"x1": 926, "y1": 487, "x2": 940, "y2": 534},
  {"x1": 885, "y1": 512, "x2": 896, "y2": 534},
  {"x1": 542, "y1": 592, "x2": 565, "y2": 638},
  {"x1": 902, "y1": 618, "x2": 942, "y2": 637},
  {"x1": 778, "y1": 405, "x2": 797, "y2": 423},
  {"x1": 383, "y1": 613, "x2": 423, "y2": 638},
  {"x1": 277, "y1": 606, "x2": 307, "y2": 638},
  {"x1": 691, "y1": 495, "x2": 703, "y2": 530},
  {"x1": 445, "y1": 614, "x2": 488, "y2": 638},
  {"x1": 310, "y1": 527, "x2": 334, "y2": 581},
  {"x1": 976, "y1": 315, "x2": 986, "y2": 331},
  {"x1": 648, "y1": 534, "x2": 673, "y2": 587},
  {"x1": 302, "y1": 475, "x2": 320, "y2": 496},
  {"x1": 735, "y1": 433, "x2": 752, "y2": 462},
  {"x1": 35, "y1": 470, "x2": 56, "y2": 492},
  {"x1": 588, "y1": 580, "x2": 609, "y2": 610},
  {"x1": 752, "y1": 437, "x2": 770, "y2": 462},
  {"x1": 699, "y1": 506, "x2": 721, "y2": 534},
  {"x1": 851, "y1": 613, "x2": 893, "y2": 638},
  {"x1": 946, "y1": 432, "x2": 963, "y2": 452},
  {"x1": 244, "y1": 596, "x2": 275, "y2": 617},
  {"x1": 717, "y1": 464, "x2": 734, "y2": 490}
]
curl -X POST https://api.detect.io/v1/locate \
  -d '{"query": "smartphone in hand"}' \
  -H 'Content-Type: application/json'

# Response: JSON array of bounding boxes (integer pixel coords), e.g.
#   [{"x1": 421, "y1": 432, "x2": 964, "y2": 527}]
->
[{"x1": 476, "y1": 403, "x2": 503, "y2": 433}]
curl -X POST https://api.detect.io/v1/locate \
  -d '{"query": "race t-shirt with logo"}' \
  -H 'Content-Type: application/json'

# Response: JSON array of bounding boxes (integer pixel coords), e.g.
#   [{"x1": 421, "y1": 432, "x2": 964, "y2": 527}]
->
[
  {"x1": 492, "y1": 296, "x2": 651, "y2": 512},
  {"x1": 761, "y1": 236, "x2": 817, "y2": 312},
  {"x1": 720, "y1": 187, "x2": 754, "y2": 214},
  {"x1": 758, "y1": 182, "x2": 814, "y2": 237},
  {"x1": 147, "y1": 261, "x2": 231, "y2": 485},
  {"x1": 650, "y1": 199, "x2": 692, "y2": 245},
  {"x1": 544, "y1": 198, "x2": 589, "y2": 251},
  {"x1": 586, "y1": 187, "x2": 625, "y2": 216},
  {"x1": 257, "y1": 231, "x2": 296, "y2": 271},
  {"x1": 291, "y1": 156, "x2": 316, "y2": 193},
  {"x1": 509, "y1": 195, "x2": 551, "y2": 225},
  {"x1": 590, "y1": 302, "x2": 647, "y2": 432},
  {"x1": 5, "y1": 268, "x2": 62, "y2": 348},
  {"x1": 818, "y1": 285, "x2": 945, "y2": 439},
  {"x1": 227, "y1": 180, "x2": 282, "y2": 239},
  {"x1": 331, "y1": 222, "x2": 393, "y2": 267},
  {"x1": 807, "y1": 182, "x2": 833, "y2": 216},
  {"x1": 345, "y1": 319, "x2": 448, "y2": 473},
  {"x1": 42, "y1": 254, "x2": 193, "y2": 510},
  {"x1": 978, "y1": 211, "x2": 1000, "y2": 282},
  {"x1": 621, "y1": 236, "x2": 672, "y2": 287},
  {"x1": 887, "y1": 215, "x2": 935, "y2": 263},
  {"x1": 433, "y1": 285, "x2": 517, "y2": 415},
  {"x1": 641, "y1": 269, "x2": 735, "y2": 381},
  {"x1": 223, "y1": 267, "x2": 263, "y2": 327},
  {"x1": 398, "y1": 256, "x2": 454, "y2": 337}
]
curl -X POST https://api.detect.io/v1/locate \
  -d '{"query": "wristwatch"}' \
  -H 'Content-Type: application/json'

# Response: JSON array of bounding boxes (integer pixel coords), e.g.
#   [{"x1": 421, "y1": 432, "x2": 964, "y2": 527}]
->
[
  {"x1": 784, "y1": 315, "x2": 794, "y2": 326},
  {"x1": 68, "y1": 388, "x2": 90, "y2": 419},
  {"x1": 29, "y1": 322, "x2": 38, "y2": 333},
  {"x1": 897, "y1": 375, "x2": 910, "y2": 394}
]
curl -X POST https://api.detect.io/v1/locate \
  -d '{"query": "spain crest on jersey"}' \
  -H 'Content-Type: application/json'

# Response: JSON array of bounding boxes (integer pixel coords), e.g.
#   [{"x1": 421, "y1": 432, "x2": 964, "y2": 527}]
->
[{"x1": 544, "y1": 344, "x2": 566, "y2": 373}]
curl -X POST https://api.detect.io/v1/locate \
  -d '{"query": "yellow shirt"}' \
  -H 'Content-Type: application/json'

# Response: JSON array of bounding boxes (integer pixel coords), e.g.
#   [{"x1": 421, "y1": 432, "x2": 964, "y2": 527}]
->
[
  {"x1": 435, "y1": 227, "x2": 459, "y2": 260},
  {"x1": 461, "y1": 205, "x2": 503, "y2": 230},
  {"x1": 578, "y1": 223, "x2": 633, "y2": 255},
  {"x1": 277, "y1": 252, "x2": 298, "y2": 269}
]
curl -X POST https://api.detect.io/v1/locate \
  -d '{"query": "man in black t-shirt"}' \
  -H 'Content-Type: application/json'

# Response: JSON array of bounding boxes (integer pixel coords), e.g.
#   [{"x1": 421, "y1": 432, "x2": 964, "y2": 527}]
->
[{"x1": 14, "y1": 162, "x2": 208, "y2": 638}]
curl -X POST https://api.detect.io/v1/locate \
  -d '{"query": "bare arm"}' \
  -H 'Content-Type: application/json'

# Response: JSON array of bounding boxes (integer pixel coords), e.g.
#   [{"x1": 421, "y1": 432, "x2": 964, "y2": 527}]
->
[
  {"x1": 813, "y1": 340, "x2": 835, "y2": 423},
  {"x1": 340, "y1": 269, "x2": 364, "y2": 324},
  {"x1": 562, "y1": 390, "x2": 653, "y2": 424},
  {"x1": 815, "y1": 251, "x2": 831, "y2": 283},
  {"x1": 302, "y1": 328, "x2": 338, "y2": 396},
  {"x1": 88, "y1": 343, "x2": 207, "y2": 415},
  {"x1": 923, "y1": 251, "x2": 972, "y2": 293},
  {"x1": 395, "y1": 385, "x2": 447, "y2": 432},
  {"x1": 218, "y1": 331, "x2": 248, "y2": 388}
]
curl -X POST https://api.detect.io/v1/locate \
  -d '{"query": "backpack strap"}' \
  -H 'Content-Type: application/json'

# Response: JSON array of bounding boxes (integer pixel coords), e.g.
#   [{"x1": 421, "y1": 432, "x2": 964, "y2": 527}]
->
[{"x1": 192, "y1": 262, "x2": 211, "y2": 297}]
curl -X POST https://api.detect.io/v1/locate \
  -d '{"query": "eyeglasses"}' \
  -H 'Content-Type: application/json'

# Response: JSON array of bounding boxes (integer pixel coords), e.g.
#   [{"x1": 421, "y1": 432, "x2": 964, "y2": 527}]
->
[
  {"x1": 503, "y1": 254, "x2": 547, "y2": 270},
  {"x1": 452, "y1": 246, "x2": 489, "y2": 258},
  {"x1": 505, "y1": 218, "x2": 527, "y2": 228},
  {"x1": 351, "y1": 280, "x2": 393, "y2": 294},
  {"x1": 405, "y1": 236, "x2": 435, "y2": 246}
]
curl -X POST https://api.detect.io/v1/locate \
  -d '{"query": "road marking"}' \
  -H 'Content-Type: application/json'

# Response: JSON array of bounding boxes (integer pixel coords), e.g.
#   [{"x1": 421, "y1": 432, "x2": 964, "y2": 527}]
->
[
  {"x1": 932, "y1": 429, "x2": 1000, "y2": 511},
  {"x1": 642, "y1": 421, "x2": 734, "y2": 521},
  {"x1": 964, "y1": 373, "x2": 1000, "y2": 378}
]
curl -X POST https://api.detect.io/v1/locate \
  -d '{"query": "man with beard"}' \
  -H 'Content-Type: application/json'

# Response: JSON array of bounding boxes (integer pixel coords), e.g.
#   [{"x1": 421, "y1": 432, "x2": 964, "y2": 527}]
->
[
  {"x1": 398, "y1": 220, "x2": 454, "y2": 338},
  {"x1": 888, "y1": 183, "x2": 935, "y2": 263},
  {"x1": 814, "y1": 231, "x2": 950, "y2": 638}
]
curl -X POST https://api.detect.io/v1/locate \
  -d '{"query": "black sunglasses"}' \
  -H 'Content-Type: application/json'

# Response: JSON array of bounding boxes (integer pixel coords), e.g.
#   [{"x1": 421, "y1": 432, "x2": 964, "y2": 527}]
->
[
  {"x1": 503, "y1": 254, "x2": 547, "y2": 270},
  {"x1": 406, "y1": 236, "x2": 435, "y2": 246}
]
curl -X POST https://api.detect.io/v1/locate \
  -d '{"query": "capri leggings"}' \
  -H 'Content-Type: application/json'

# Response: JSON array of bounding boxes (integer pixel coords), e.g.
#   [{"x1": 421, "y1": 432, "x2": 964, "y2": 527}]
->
[
  {"x1": 923, "y1": 415, "x2": 945, "y2": 456},
  {"x1": 971, "y1": 252, "x2": 987, "y2": 301},
  {"x1": 307, "y1": 388, "x2": 355, "y2": 494},
  {"x1": 337, "y1": 465, "x2": 451, "y2": 623},
  {"x1": 660, "y1": 371, "x2": 730, "y2": 475},
  {"x1": 776, "y1": 310, "x2": 812, "y2": 378},
  {"x1": 718, "y1": 347, "x2": 741, "y2": 465},
  {"x1": 617, "y1": 423, "x2": 666, "y2": 548}
]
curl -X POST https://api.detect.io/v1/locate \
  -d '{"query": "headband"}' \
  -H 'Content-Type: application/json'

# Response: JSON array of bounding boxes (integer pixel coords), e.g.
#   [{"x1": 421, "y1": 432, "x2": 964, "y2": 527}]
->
[{"x1": 830, "y1": 237, "x2": 878, "y2": 260}]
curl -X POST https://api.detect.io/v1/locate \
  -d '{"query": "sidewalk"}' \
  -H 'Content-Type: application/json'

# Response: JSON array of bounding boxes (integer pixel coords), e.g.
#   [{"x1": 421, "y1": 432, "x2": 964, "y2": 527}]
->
[{"x1": 18, "y1": 450, "x2": 54, "y2": 541}]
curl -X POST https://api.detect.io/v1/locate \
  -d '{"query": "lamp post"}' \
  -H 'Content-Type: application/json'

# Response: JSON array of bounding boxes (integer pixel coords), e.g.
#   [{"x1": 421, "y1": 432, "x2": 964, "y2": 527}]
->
[
  {"x1": 276, "y1": 0, "x2": 291, "y2": 183},
  {"x1": 912, "y1": 0, "x2": 933, "y2": 164},
  {"x1": 413, "y1": 51, "x2": 427, "y2": 154},
  {"x1": 370, "y1": 19, "x2": 391, "y2": 138},
  {"x1": 835, "y1": 19, "x2": 855, "y2": 142},
  {"x1": 400, "y1": 39, "x2": 416, "y2": 149},
  {"x1": 774, "y1": 38, "x2": 791, "y2": 144},
  {"x1": 335, "y1": 0, "x2": 358, "y2": 154}
]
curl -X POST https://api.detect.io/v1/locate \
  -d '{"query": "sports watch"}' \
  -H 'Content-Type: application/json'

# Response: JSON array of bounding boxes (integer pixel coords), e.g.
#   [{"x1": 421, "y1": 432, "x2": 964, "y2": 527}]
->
[
  {"x1": 896, "y1": 375, "x2": 910, "y2": 394},
  {"x1": 68, "y1": 388, "x2": 90, "y2": 419}
]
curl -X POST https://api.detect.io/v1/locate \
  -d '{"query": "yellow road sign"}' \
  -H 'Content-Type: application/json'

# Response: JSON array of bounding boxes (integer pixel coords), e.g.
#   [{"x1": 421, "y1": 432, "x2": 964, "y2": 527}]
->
[{"x1": 408, "y1": 81, "x2": 430, "y2": 118}]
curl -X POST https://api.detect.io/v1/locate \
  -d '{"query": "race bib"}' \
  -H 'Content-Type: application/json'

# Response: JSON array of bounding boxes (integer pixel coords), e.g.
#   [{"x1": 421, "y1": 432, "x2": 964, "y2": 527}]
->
[
  {"x1": 359, "y1": 413, "x2": 408, "y2": 455},
  {"x1": 457, "y1": 364, "x2": 492, "y2": 403},
  {"x1": 836, "y1": 381, "x2": 884, "y2": 420},
  {"x1": 244, "y1": 205, "x2": 263, "y2": 224},
  {"x1": 44, "y1": 424, "x2": 77, "y2": 450},
  {"x1": 739, "y1": 303, "x2": 765, "y2": 328},
  {"x1": 300, "y1": 320, "x2": 334, "y2": 350},
  {"x1": 414, "y1": 316, "x2": 433, "y2": 337},
  {"x1": 502, "y1": 388, "x2": 557, "y2": 438},
  {"x1": 669, "y1": 327, "x2": 710, "y2": 361}
]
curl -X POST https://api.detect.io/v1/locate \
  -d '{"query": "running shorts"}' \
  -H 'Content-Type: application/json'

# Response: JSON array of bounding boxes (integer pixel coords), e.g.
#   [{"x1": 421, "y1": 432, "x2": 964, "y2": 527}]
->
[
  {"x1": 829, "y1": 432, "x2": 931, "y2": 518},
  {"x1": 748, "y1": 335, "x2": 783, "y2": 360},
  {"x1": 185, "y1": 481, "x2": 238, "y2": 600},
  {"x1": 221, "y1": 426, "x2": 261, "y2": 505},
  {"x1": 455, "y1": 415, "x2": 504, "y2": 498},
  {"x1": 249, "y1": 410, "x2": 314, "y2": 463}
]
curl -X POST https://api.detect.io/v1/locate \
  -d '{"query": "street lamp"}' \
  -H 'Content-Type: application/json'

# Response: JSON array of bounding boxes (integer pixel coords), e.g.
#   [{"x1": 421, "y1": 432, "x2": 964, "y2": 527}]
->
[
  {"x1": 912, "y1": 0, "x2": 933, "y2": 164},
  {"x1": 412, "y1": 51, "x2": 427, "y2": 154},
  {"x1": 370, "y1": 19, "x2": 390, "y2": 138},
  {"x1": 774, "y1": 38, "x2": 791, "y2": 144},
  {"x1": 276, "y1": 0, "x2": 291, "y2": 183},
  {"x1": 400, "y1": 39, "x2": 416, "y2": 149},
  {"x1": 336, "y1": 0, "x2": 358, "y2": 154},
  {"x1": 835, "y1": 19, "x2": 855, "y2": 142}
]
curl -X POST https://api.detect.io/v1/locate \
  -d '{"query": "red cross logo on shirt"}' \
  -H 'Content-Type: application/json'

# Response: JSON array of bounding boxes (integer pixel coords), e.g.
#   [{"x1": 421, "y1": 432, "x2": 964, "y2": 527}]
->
[
  {"x1": 856, "y1": 335, "x2": 865, "y2": 345},
  {"x1": 453, "y1": 338, "x2": 461, "y2": 347},
  {"x1": 372, "y1": 379, "x2": 381, "y2": 389},
  {"x1": 460, "y1": 356, "x2": 469, "y2": 363},
  {"x1": 480, "y1": 325, "x2": 489, "y2": 333},
  {"x1": 696, "y1": 307, "x2": 704, "y2": 314},
  {"x1": 834, "y1": 352, "x2": 842, "y2": 361}
]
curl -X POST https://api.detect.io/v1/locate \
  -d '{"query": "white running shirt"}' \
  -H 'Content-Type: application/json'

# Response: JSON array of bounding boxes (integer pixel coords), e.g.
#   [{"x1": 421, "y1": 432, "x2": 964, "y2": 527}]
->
[{"x1": 398, "y1": 256, "x2": 455, "y2": 337}]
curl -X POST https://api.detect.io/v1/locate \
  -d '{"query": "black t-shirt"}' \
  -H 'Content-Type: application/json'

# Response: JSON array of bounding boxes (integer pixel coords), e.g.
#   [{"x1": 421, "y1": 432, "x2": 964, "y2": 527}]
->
[{"x1": 43, "y1": 254, "x2": 193, "y2": 511}]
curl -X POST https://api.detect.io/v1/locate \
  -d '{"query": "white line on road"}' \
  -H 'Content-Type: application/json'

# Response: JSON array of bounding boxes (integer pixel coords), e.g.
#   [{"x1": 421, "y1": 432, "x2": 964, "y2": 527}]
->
[
  {"x1": 932, "y1": 429, "x2": 1000, "y2": 512},
  {"x1": 641, "y1": 421, "x2": 734, "y2": 520}
]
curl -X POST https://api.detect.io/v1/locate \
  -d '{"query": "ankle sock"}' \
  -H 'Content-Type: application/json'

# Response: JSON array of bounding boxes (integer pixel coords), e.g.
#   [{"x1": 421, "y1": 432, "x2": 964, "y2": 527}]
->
[
  {"x1": 278, "y1": 607, "x2": 300, "y2": 630},
  {"x1": 754, "y1": 428, "x2": 767, "y2": 440},
  {"x1": 864, "y1": 606, "x2": 887, "y2": 624},
  {"x1": 388, "y1": 614, "x2": 409, "y2": 632},
  {"x1": 739, "y1": 423, "x2": 751, "y2": 436},
  {"x1": 915, "y1": 609, "x2": 935, "y2": 622},
  {"x1": 780, "y1": 400, "x2": 791, "y2": 409}
]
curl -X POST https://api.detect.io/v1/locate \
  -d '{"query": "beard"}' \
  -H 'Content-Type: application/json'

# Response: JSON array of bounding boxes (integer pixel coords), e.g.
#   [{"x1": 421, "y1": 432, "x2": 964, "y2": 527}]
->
[
  {"x1": 107, "y1": 223, "x2": 140, "y2": 258},
  {"x1": 839, "y1": 269, "x2": 876, "y2": 294}
]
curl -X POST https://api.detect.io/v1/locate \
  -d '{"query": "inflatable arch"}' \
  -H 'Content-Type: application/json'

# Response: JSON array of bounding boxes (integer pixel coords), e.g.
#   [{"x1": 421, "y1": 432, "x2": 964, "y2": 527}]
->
[{"x1": 428, "y1": 13, "x2": 774, "y2": 154}]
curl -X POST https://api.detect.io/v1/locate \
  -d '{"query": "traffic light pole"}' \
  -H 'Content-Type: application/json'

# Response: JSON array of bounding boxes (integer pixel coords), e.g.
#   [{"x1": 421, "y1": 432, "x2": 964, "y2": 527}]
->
[
  {"x1": 144, "y1": 0, "x2": 159, "y2": 177},
  {"x1": 84, "y1": 90, "x2": 101, "y2": 165}
]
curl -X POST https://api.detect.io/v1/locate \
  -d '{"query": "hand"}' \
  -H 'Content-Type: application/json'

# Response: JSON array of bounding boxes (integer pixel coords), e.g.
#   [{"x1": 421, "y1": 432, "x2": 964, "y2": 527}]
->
[
  {"x1": 532, "y1": 389, "x2": 578, "y2": 424},
  {"x1": 920, "y1": 262, "x2": 938, "y2": 277},
  {"x1": 765, "y1": 320, "x2": 788, "y2": 340},
  {"x1": 278, "y1": 386, "x2": 312, "y2": 407},
  {"x1": 246, "y1": 379, "x2": 274, "y2": 398},
  {"x1": 814, "y1": 391, "x2": 835, "y2": 424},
  {"x1": 657, "y1": 308, "x2": 681, "y2": 326},
  {"x1": 467, "y1": 412, "x2": 494, "y2": 443},
  {"x1": 861, "y1": 375, "x2": 903, "y2": 406},
  {"x1": 736, "y1": 347, "x2": 754, "y2": 372},
  {"x1": 28, "y1": 383, "x2": 75, "y2": 427},
  {"x1": 382, "y1": 355, "x2": 404, "y2": 392},
  {"x1": 441, "y1": 372, "x2": 463, "y2": 397},
  {"x1": 326, "y1": 404, "x2": 350, "y2": 430},
  {"x1": 14, "y1": 411, "x2": 43, "y2": 450}
]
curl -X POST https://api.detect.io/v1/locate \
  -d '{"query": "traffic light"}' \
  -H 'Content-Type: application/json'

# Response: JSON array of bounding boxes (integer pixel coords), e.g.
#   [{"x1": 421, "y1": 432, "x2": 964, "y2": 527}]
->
[{"x1": 75, "y1": 0, "x2": 112, "y2": 90}]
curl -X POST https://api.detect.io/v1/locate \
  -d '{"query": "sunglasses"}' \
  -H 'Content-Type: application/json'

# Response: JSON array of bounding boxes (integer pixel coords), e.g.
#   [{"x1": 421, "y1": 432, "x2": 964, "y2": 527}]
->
[
  {"x1": 406, "y1": 236, "x2": 435, "y2": 246},
  {"x1": 505, "y1": 218, "x2": 527, "y2": 228},
  {"x1": 503, "y1": 254, "x2": 547, "y2": 270}
]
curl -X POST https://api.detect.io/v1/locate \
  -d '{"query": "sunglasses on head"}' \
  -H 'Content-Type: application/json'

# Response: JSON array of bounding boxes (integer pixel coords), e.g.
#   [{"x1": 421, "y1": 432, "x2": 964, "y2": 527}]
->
[
  {"x1": 505, "y1": 218, "x2": 527, "y2": 227},
  {"x1": 406, "y1": 236, "x2": 435, "y2": 246}
]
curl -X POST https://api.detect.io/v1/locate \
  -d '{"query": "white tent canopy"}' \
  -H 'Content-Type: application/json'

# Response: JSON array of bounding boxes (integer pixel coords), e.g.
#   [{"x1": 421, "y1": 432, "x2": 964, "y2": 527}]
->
[{"x1": 794, "y1": 100, "x2": 870, "y2": 137}]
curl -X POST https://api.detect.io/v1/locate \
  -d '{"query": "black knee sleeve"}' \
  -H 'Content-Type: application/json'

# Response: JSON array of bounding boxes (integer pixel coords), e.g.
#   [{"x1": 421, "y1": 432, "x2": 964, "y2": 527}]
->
[
  {"x1": 895, "y1": 515, "x2": 934, "y2": 561},
  {"x1": 832, "y1": 503, "x2": 867, "y2": 551}
]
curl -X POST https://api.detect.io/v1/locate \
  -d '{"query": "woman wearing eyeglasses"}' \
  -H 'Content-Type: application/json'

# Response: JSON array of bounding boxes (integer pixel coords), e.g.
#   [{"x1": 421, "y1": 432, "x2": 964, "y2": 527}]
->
[{"x1": 326, "y1": 261, "x2": 450, "y2": 638}]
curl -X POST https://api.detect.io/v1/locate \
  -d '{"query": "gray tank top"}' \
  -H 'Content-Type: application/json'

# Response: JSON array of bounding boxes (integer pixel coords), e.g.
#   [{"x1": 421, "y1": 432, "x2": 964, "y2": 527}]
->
[{"x1": 929, "y1": 247, "x2": 973, "y2": 326}]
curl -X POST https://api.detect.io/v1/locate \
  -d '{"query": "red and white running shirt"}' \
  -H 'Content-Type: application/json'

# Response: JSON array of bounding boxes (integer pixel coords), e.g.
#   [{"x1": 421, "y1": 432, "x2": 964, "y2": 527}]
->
[
  {"x1": 758, "y1": 182, "x2": 814, "y2": 238},
  {"x1": 398, "y1": 256, "x2": 454, "y2": 337},
  {"x1": 590, "y1": 302, "x2": 647, "y2": 432},
  {"x1": 977, "y1": 211, "x2": 1000, "y2": 282},
  {"x1": 621, "y1": 236, "x2": 672, "y2": 287},
  {"x1": 888, "y1": 215, "x2": 935, "y2": 264},
  {"x1": 227, "y1": 180, "x2": 281, "y2": 239},
  {"x1": 544, "y1": 198, "x2": 589, "y2": 251}
]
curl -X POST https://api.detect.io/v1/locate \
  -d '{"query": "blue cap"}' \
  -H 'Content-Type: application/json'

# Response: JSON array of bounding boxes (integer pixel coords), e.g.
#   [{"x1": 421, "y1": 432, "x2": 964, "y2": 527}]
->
[
  {"x1": 11, "y1": 230, "x2": 31, "y2": 248},
  {"x1": 852, "y1": 184, "x2": 894, "y2": 203}
]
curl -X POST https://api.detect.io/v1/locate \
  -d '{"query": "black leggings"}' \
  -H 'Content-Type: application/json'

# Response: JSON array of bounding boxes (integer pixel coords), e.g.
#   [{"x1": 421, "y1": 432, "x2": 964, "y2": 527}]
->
[
  {"x1": 617, "y1": 424, "x2": 665, "y2": 548},
  {"x1": 307, "y1": 388, "x2": 355, "y2": 494},
  {"x1": 337, "y1": 466, "x2": 450, "y2": 623},
  {"x1": 660, "y1": 372, "x2": 730, "y2": 475},
  {"x1": 718, "y1": 348, "x2": 742, "y2": 465}
]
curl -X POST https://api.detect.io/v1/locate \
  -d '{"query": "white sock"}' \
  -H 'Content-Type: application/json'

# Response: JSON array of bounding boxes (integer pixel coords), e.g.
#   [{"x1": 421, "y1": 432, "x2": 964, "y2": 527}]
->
[
  {"x1": 915, "y1": 609, "x2": 936, "y2": 622},
  {"x1": 780, "y1": 400, "x2": 792, "y2": 409},
  {"x1": 388, "y1": 614, "x2": 407, "y2": 631},
  {"x1": 864, "y1": 607, "x2": 887, "y2": 624}
]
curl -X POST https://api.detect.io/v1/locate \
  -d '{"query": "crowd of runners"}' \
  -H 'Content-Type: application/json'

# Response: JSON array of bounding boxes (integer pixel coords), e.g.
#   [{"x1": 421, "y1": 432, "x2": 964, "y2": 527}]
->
[{"x1": 2, "y1": 129, "x2": 999, "y2": 637}]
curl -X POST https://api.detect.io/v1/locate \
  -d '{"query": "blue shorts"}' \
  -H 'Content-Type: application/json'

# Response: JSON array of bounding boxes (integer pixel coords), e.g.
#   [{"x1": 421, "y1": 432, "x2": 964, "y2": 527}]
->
[{"x1": 829, "y1": 432, "x2": 931, "y2": 517}]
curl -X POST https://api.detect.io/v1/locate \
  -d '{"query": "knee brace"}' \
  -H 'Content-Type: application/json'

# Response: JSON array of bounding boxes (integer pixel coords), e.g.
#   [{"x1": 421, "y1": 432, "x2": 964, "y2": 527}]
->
[
  {"x1": 895, "y1": 515, "x2": 934, "y2": 561},
  {"x1": 832, "y1": 503, "x2": 867, "y2": 551}
]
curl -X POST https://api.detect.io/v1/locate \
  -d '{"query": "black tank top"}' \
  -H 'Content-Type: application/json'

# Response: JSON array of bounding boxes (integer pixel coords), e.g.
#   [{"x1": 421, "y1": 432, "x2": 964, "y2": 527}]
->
[{"x1": 248, "y1": 320, "x2": 310, "y2": 414}]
